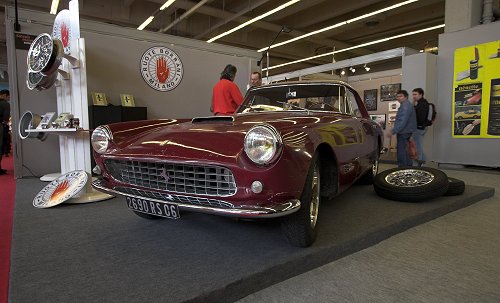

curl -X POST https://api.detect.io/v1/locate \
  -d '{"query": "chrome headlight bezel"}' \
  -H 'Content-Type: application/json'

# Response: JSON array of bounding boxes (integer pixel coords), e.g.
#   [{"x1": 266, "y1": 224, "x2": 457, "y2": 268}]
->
[
  {"x1": 91, "y1": 126, "x2": 113, "y2": 154},
  {"x1": 244, "y1": 124, "x2": 283, "y2": 165}
]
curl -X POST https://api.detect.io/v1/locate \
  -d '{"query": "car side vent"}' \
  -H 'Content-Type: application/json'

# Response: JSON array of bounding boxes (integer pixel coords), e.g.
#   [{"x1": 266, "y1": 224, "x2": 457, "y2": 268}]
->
[{"x1": 191, "y1": 116, "x2": 234, "y2": 124}]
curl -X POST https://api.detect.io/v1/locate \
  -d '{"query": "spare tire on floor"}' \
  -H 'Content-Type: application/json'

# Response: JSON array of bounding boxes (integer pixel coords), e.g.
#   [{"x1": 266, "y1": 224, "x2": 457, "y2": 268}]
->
[
  {"x1": 374, "y1": 167, "x2": 449, "y2": 202},
  {"x1": 444, "y1": 177, "x2": 465, "y2": 196}
]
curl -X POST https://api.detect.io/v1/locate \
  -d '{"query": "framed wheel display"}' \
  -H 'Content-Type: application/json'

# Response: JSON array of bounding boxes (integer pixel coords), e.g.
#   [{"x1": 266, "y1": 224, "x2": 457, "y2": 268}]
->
[
  {"x1": 27, "y1": 33, "x2": 63, "y2": 75},
  {"x1": 26, "y1": 71, "x2": 58, "y2": 91}
]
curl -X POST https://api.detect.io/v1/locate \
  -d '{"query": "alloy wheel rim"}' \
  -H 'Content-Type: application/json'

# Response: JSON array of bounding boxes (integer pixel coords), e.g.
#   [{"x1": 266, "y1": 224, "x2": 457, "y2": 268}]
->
[
  {"x1": 309, "y1": 164, "x2": 320, "y2": 228},
  {"x1": 385, "y1": 169, "x2": 434, "y2": 187}
]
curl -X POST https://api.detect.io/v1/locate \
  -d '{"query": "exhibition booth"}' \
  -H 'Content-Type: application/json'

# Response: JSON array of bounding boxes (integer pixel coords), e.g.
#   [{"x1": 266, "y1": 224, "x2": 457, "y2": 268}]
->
[{"x1": 2, "y1": 0, "x2": 500, "y2": 302}]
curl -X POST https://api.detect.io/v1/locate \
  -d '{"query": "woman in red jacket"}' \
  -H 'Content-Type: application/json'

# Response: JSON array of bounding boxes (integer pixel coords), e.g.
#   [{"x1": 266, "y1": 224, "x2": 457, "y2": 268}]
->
[{"x1": 212, "y1": 64, "x2": 244, "y2": 115}]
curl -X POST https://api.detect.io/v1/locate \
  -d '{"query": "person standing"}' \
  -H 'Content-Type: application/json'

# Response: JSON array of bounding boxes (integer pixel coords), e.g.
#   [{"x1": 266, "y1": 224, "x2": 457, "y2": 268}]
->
[
  {"x1": 250, "y1": 71, "x2": 262, "y2": 88},
  {"x1": 0, "y1": 90, "x2": 10, "y2": 174},
  {"x1": 212, "y1": 64, "x2": 244, "y2": 115},
  {"x1": 412, "y1": 88, "x2": 429, "y2": 166},
  {"x1": 387, "y1": 90, "x2": 417, "y2": 167}
]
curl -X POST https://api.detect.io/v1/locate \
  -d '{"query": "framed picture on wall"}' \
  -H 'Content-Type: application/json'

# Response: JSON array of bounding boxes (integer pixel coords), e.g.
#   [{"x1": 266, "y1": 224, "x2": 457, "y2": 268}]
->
[
  {"x1": 380, "y1": 83, "x2": 401, "y2": 101},
  {"x1": 363, "y1": 89, "x2": 377, "y2": 111},
  {"x1": 388, "y1": 101, "x2": 400, "y2": 112},
  {"x1": 388, "y1": 113, "x2": 397, "y2": 124},
  {"x1": 370, "y1": 114, "x2": 386, "y2": 129},
  {"x1": 120, "y1": 94, "x2": 136, "y2": 107},
  {"x1": 91, "y1": 92, "x2": 108, "y2": 106}
]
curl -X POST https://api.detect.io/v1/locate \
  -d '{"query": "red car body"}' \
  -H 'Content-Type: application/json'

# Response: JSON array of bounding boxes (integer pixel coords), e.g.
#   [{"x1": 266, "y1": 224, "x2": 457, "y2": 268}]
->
[{"x1": 92, "y1": 81, "x2": 383, "y2": 221}]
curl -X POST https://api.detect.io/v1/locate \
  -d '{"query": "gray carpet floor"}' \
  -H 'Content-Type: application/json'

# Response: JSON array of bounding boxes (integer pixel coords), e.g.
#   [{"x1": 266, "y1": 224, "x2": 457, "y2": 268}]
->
[
  {"x1": 238, "y1": 165, "x2": 500, "y2": 303},
  {"x1": 8, "y1": 166, "x2": 494, "y2": 303}
]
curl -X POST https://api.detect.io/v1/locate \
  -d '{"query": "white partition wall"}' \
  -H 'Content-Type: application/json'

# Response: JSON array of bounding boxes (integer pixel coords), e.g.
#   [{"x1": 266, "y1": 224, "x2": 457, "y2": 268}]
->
[{"x1": 434, "y1": 21, "x2": 500, "y2": 167}]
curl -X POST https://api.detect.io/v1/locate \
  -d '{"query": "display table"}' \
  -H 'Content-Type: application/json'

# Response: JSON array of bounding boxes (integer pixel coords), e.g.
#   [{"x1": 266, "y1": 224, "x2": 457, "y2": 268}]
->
[{"x1": 88, "y1": 105, "x2": 147, "y2": 128}]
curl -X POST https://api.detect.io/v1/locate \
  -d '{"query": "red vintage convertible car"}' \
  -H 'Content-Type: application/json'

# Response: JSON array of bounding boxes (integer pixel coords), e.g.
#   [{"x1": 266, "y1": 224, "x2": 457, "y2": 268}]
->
[{"x1": 91, "y1": 80, "x2": 383, "y2": 246}]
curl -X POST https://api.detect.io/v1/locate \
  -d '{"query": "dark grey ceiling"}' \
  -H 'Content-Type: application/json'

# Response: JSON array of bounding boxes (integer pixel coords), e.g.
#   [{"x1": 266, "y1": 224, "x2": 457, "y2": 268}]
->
[{"x1": 1, "y1": 0, "x2": 445, "y2": 75}]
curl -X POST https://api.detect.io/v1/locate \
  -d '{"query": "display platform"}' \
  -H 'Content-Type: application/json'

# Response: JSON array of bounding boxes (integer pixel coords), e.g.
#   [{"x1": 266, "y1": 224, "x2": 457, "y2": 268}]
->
[{"x1": 9, "y1": 178, "x2": 494, "y2": 303}]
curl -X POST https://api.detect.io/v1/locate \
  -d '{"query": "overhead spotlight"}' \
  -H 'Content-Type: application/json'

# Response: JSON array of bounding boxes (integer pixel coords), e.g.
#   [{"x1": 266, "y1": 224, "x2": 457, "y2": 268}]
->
[
  {"x1": 340, "y1": 69, "x2": 346, "y2": 76},
  {"x1": 349, "y1": 67, "x2": 356, "y2": 73},
  {"x1": 364, "y1": 64, "x2": 370, "y2": 71}
]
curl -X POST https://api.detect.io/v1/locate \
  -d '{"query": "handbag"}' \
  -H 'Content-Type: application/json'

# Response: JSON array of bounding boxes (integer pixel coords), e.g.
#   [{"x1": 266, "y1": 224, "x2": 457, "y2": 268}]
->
[{"x1": 408, "y1": 139, "x2": 417, "y2": 160}]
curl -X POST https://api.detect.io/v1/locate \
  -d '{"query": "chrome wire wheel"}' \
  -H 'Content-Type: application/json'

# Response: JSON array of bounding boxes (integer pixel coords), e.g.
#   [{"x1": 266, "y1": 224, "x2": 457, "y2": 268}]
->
[
  {"x1": 309, "y1": 163, "x2": 320, "y2": 228},
  {"x1": 385, "y1": 169, "x2": 434, "y2": 187}
]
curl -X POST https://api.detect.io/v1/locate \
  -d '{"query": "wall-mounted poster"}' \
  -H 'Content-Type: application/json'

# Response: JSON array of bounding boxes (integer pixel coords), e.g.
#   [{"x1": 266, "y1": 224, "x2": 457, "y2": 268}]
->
[
  {"x1": 452, "y1": 40, "x2": 500, "y2": 138},
  {"x1": 370, "y1": 114, "x2": 386, "y2": 129},
  {"x1": 363, "y1": 89, "x2": 377, "y2": 111},
  {"x1": 380, "y1": 83, "x2": 401, "y2": 101},
  {"x1": 388, "y1": 101, "x2": 400, "y2": 112}
]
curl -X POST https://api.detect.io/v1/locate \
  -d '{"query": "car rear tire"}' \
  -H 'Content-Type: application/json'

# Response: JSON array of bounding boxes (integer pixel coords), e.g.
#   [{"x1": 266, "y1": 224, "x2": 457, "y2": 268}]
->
[
  {"x1": 373, "y1": 167, "x2": 449, "y2": 202},
  {"x1": 444, "y1": 177, "x2": 465, "y2": 196},
  {"x1": 132, "y1": 211, "x2": 163, "y2": 219},
  {"x1": 281, "y1": 154, "x2": 321, "y2": 247}
]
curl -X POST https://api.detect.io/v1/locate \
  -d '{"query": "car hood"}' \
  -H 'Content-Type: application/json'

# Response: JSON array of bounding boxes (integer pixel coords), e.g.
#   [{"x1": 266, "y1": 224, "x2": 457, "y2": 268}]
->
[{"x1": 106, "y1": 111, "x2": 343, "y2": 163}]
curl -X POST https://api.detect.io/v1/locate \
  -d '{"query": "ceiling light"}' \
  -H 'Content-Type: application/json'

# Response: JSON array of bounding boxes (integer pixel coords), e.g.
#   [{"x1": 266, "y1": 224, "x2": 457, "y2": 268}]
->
[
  {"x1": 257, "y1": 0, "x2": 418, "y2": 52},
  {"x1": 340, "y1": 69, "x2": 346, "y2": 76},
  {"x1": 364, "y1": 64, "x2": 370, "y2": 71},
  {"x1": 207, "y1": 0, "x2": 302, "y2": 43},
  {"x1": 50, "y1": 0, "x2": 60, "y2": 14},
  {"x1": 137, "y1": 16, "x2": 155, "y2": 30},
  {"x1": 262, "y1": 24, "x2": 445, "y2": 71},
  {"x1": 160, "y1": 0, "x2": 176, "y2": 10},
  {"x1": 350, "y1": 67, "x2": 356, "y2": 73}
]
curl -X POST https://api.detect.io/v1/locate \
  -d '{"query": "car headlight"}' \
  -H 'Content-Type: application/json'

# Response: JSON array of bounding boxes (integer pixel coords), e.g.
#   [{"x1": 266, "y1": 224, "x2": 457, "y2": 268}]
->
[
  {"x1": 91, "y1": 126, "x2": 113, "y2": 154},
  {"x1": 244, "y1": 124, "x2": 282, "y2": 165}
]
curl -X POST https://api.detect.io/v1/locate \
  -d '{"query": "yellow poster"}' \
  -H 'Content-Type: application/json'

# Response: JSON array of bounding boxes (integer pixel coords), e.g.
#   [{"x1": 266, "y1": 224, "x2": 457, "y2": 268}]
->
[{"x1": 452, "y1": 40, "x2": 500, "y2": 138}]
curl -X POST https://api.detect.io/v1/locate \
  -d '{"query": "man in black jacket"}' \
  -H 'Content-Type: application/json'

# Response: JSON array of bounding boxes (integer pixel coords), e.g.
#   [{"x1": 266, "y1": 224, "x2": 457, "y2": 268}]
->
[
  {"x1": 412, "y1": 88, "x2": 429, "y2": 166},
  {"x1": 0, "y1": 90, "x2": 10, "y2": 174}
]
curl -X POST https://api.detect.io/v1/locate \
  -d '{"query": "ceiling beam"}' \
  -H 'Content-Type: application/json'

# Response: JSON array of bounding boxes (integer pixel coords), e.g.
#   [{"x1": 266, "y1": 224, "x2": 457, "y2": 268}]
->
[{"x1": 193, "y1": 0, "x2": 273, "y2": 39}]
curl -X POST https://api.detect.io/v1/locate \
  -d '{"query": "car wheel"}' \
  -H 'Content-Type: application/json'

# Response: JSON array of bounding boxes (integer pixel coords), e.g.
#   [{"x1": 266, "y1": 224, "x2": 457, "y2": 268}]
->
[
  {"x1": 373, "y1": 167, "x2": 449, "y2": 202},
  {"x1": 456, "y1": 116, "x2": 463, "y2": 119},
  {"x1": 358, "y1": 147, "x2": 379, "y2": 185},
  {"x1": 444, "y1": 177, "x2": 465, "y2": 196},
  {"x1": 132, "y1": 211, "x2": 163, "y2": 219},
  {"x1": 473, "y1": 115, "x2": 479, "y2": 119},
  {"x1": 281, "y1": 154, "x2": 320, "y2": 247}
]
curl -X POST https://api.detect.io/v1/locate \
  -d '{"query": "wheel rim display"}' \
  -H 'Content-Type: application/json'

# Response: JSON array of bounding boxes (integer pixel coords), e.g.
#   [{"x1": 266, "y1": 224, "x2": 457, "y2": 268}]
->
[
  {"x1": 309, "y1": 164, "x2": 320, "y2": 228},
  {"x1": 385, "y1": 169, "x2": 434, "y2": 187},
  {"x1": 27, "y1": 33, "x2": 63, "y2": 75}
]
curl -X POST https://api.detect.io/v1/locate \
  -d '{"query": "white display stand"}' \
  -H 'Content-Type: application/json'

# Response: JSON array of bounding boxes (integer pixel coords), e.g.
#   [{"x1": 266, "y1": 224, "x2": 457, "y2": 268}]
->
[{"x1": 43, "y1": 0, "x2": 112, "y2": 203}]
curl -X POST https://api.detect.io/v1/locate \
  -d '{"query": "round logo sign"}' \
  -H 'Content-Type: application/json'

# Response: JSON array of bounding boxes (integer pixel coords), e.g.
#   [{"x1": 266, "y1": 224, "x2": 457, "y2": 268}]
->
[
  {"x1": 52, "y1": 9, "x2": 73, "y2": 55},
  {"x1": 33, "y1": 170, "x2": 88, "y2": 208},
  {"x1": 140, "y1": 46, "x2": 183, "y2": 92}
]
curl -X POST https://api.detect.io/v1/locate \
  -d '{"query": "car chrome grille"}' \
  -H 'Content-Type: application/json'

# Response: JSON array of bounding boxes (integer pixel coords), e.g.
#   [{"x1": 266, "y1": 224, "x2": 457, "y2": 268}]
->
[
  {"x1": 104, "y1": 159, "x2": 237, "y2": 196},
  {"x1": 115, "y1": 187, "x2": 235, "y2": 209}
]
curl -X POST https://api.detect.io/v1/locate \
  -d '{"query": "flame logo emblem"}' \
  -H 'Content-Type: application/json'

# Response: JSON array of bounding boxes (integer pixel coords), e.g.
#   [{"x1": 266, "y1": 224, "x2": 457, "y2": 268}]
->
[{"x1": 50, "y1": 180, "x2": 70, "y2": 202}]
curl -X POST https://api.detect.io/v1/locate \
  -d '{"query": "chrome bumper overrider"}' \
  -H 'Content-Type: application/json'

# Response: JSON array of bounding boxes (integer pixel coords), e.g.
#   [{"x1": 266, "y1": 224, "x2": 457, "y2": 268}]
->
[{"x1": 92, "y1": 179, "x2": 301, "y2": 218}]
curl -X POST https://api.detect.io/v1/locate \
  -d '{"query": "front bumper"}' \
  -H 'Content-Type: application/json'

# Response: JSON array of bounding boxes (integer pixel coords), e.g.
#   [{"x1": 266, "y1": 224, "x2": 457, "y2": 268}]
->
[{"x1": 92, "y1": 178, "x2": 301, "y2": 218}]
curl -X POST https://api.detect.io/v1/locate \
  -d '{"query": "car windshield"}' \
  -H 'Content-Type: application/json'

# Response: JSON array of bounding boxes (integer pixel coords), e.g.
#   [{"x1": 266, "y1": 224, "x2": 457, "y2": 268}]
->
[{"x1": 238, "y1": 83, "x2": 345, "y2": 113}]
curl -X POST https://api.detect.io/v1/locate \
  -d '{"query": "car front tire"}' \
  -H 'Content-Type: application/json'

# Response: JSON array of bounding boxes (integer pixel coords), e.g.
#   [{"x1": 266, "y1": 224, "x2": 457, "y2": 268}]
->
[{"x1": 281, "y1": 154, "x2": 321, "y2": 247}]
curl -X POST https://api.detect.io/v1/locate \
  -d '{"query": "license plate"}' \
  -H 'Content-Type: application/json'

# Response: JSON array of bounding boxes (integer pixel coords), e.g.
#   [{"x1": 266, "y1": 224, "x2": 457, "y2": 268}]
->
[{"x1": 125, "y1": 196, "x2": 180, "y2": 219}]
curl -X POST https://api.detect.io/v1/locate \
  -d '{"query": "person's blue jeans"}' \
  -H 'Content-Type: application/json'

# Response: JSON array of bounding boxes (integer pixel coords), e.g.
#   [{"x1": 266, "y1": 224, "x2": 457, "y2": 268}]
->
[
  {"x1": 412, "y1": 128, "x2": 427, "y2": 163},
  {"x1": 396, "y1": 132, "x2": 413, "y2": 167}
]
